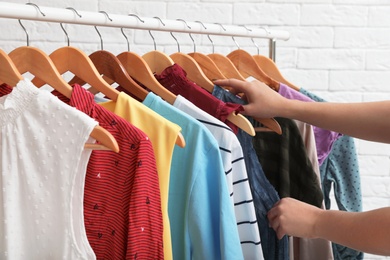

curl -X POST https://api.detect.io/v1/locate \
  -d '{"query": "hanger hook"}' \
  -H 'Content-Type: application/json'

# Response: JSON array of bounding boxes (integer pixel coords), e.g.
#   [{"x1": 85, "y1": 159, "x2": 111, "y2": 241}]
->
[
  {"x1": 240, "y1": 24, "x2": 252, "y2": 33},
  {"x1": 122, "y1": 14, "x2": 145, "y2": 52},
  {"x1": 18, "y1": 19, "x2": 29, "y2": 46},
  {"x1": 207, "y1": 34, "x2": 214, "y2": 54},
  {"x1": 65, "y1": 7, "x2": 82, "y2": 18},
  {"x1": 232, "y1": 36, "x2": 240, "y2": 49},
  {"x1": 148, "y1": 30, "x2": 157, "y2": 51},
  {"x1": 94, "y1": 11, "x2": 113, "y2": 50},
  {"x1": 195, "y1": 20, "x2": 207, "y2": 30},
  {"x1": 61, "y1": 7, "x2": 82, "y2": 47},
  {"x1": 26, "y1": 3, "x2": 46, "y2": 17},
  {"x1": 94, "y1": 26, "x2": 103, "y2": 50},
  {"x1": 121, "y1": 28, "x2": 130, "y2": 52},
  {"x1": 207, "y1": 34, "x2": 214, "y2": 53},
  {"x1": 259, "y1": 26, "x2": 270, "y2": 35},
  {"x1": 195, "y1": 21, "x2": 214, "y2": 53},
  {"x1": 176, "y1": 18, "x2": 195, "y2": 52},
  {"x1": 250, "y1": 26, "x2": 270, "y2": 55},
  {"x1": 176, "y1": 18, "x2": 191, "y2": 29},
  {"x1": 240, "y1": 25, "x2": 259, "y2": 54},
  {"x1": 60, "y1": 23, "x2": 70, "y2": 46},
  {"x1": 148, "y1": 16, "x2": 165, "y2": 51},
  {"x1": 251, "y1": 38, "x2": 260, "y2": 55},
  {"x1": 128, "y1": 13, "x2": 145, "y2": 23},
  {"x1": 214, "y1": 23, "x2": 226, "y2": 31},
  {"x1": 153, "y1": 16, "x2": 165, "y2": 26},
  {"x1": 170, "y1": 31, "x2": 180, "y2": 53},
  {"x1": 20, "y1": 3, "x2": 45, "y2": 46},
  {"x1": 98, "y1": 10, "x2": 113, "y2": 22}
]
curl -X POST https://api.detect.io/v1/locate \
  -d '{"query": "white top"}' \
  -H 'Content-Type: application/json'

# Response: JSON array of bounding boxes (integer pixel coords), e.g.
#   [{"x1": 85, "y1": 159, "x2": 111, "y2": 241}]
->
[
  {"x1": 0, "y1": 79, "x2": 97, "y2": 259},
  {"x1": 174, "y1": 95, "x2": 264, "y2": 260}
]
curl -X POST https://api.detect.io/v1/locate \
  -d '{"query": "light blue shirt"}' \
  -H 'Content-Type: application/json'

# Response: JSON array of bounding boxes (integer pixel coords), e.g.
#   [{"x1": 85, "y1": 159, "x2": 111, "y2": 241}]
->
[{"x1": 143, "y1": 92, "x2": 244, "y2": 260}]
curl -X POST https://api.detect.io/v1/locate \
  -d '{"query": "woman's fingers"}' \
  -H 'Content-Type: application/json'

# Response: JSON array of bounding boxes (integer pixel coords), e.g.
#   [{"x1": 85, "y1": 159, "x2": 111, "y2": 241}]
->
[{"x1": 267, "y1": 200, "x2": 288, "y2": 239}]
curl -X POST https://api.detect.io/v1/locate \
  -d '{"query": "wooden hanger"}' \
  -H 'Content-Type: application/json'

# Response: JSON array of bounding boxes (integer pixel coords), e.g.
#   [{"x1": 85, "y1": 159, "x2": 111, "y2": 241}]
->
[
  {"x1": 253, "y1": 54, "x2": 300, "y2": 91},
  {"x1": 188, "y1": 52, "x2": 227, "y2": 85},
  {"x1": 8, "y1": 45, "x2": 119, "y2": 152},
  {"x1": 184, "y1": 53, "x2": 258, "y2": 136},
  {"x1": 117, "y1": 52, "x2": 175, "y2": 104},
  {"x1": 0, "y1": 48, "x2": 24, "y2": 86},
  {"x1": 227, "y1": 48, "x2": 280, "y2": 91},
  {"x1": 207, "y1": 53, "x2": 282, "y2": 134},
  {"x1": 31, "y1": 21, "x2": 122, "y2": 101},
  {"x1": 188, "y1": 22, "x2": 228, "y2": 84},
  {"x1": 68, "y1": 24, "x2": 147, "y2": 101},
  {"x1": 142, "y1": 27, "x2": 175, "y2": 74},
  {"x1": 116, "y1": 51, "x2": 186, "y2": 148},
  {"x1": 73, "y1": 50, "x2": 149, "y2": 101},
  {"x1": 169, "y1": 54, "x2": 255, "y2": 135},
  {"x1": 170, "y1": 52, "x2": 256, "y2": 136},
  {"x1": 117, "y1": 27, "x2": 177, "y2": 103},
  {"x1": 142, "y1": 50, "x2": 175, "y2": 75},
  {"x1": 201, "y1": 24, "x2": 247, "y2": 82},
  {"x1": 225, "y1": 48, "x2": 283, "y2": 135},
  {"x1": 206, "y1": 52, "x2": 282, "y2": 134},
  {"x1": 219, "y1": 38, "x2": 281, "y2": 135},
  {"x1": 165, "y1": 29, "x2": 254, "y2": 136},
  {"x1": 170, "y1": 52, "x2": 216, "y2": 91},
  {"x1": 168, "y1": 29, "x2": 215, "y2": 92},
  {"x1": 208, "y1": 53, "x2": 246, "y2": 81},
  {"x1": 115, "y1": 26, "x2": 185, "y2": 148},
  {"x1": 32, "y1": 46, "x2": 121, "y2": 101}
]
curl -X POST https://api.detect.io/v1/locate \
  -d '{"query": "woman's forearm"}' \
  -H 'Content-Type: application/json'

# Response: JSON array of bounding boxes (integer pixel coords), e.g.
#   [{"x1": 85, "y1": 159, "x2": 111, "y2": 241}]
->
[
  {"x1": 315, "y1": 207, "x2": 390, "y2": 256},
  {"x1": 281, "y1": 99, "x2": 390, "y2": 143},
  {"x1": 268, "y1": 198, "x2": 390, "y2": 256},
  {"x1": 214, "y1": 78, "x2": 390, "y2": 142}
]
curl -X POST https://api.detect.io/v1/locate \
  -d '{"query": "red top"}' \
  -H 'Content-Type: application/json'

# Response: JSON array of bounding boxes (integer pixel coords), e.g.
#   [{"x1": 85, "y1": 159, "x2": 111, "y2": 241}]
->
[{"x1": 154, "y1": 64, "x2": 244, "y2": 134}]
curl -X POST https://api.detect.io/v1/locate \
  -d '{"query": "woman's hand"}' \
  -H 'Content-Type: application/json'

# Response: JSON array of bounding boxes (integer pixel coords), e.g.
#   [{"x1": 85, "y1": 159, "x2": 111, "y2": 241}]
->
[
  {"x1": 267, "y1": 197, "x2": 322, "y2": 239},
  {"x1": 213, "y1": 78, "x2": 288, "y2": 119}
]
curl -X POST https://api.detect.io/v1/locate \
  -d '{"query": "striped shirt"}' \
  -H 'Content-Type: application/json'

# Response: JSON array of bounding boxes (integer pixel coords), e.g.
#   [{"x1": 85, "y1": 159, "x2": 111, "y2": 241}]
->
[{"x1": 174, "y1": 95, "x2": 263, "y2": 260}]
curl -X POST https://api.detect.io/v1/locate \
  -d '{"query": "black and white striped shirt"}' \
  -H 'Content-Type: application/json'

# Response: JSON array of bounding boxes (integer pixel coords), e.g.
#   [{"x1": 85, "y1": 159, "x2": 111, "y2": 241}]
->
[{"x1": 174, "y1": 95, "x2": 264, "y2": 260}]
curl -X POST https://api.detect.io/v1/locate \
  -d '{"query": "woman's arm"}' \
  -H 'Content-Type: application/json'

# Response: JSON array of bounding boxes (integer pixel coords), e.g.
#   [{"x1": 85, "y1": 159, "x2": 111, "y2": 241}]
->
[
  {"x1": 267, "y1": 198, "x2": 390, "y2": 256},
  {"x1": 214, "y1": 79, "x2": 390, "y2": 143}
]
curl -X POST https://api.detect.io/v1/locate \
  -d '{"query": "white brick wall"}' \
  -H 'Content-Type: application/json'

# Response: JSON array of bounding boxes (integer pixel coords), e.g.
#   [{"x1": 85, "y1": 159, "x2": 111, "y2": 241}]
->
[{"x1": 1, "y1": 0, "x2": 389, "y2": 259}]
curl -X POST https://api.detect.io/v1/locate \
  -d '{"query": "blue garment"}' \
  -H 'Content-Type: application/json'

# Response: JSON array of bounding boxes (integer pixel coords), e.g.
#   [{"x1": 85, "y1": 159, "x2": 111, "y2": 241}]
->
[
  {"x1": 173, "y1": 95, "x2": 263, "y2": 259},
  {"x1": 212, "y1": 85, "x2": 289, "y2": 260},
  {"x1": 299, "y1": 88, "x2": 363, "y2": 260},
  {"x1": 143, "y1": 92, "x2": 244, "y2": 260}
]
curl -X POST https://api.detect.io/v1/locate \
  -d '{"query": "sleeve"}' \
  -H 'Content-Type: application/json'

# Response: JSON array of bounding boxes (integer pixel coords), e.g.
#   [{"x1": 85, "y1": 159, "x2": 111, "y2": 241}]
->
[{"x1": 126, "y1": 137, "x2": 164, "y2": 259}]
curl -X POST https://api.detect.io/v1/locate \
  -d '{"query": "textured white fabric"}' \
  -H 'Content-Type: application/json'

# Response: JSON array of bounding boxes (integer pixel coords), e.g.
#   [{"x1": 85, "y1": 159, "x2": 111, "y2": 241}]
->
[
  {"x1": 0, "y1": 79, "x2": 97, "y2": 259},
  {"x1": 174, "y1": 95, "x2": 264, "y2": 260}
]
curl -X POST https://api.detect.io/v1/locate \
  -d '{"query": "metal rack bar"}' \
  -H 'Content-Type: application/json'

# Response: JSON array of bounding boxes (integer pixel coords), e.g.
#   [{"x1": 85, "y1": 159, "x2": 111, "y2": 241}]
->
[{"x1": 0, "y1": 2, "x2": 290, "y2": 60}]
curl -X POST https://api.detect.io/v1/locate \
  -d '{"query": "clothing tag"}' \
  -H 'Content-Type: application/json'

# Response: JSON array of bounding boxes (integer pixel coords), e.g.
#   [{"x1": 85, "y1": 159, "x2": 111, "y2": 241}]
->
[{"x1": 245, "y1": 76, "x2": 256, "y2": 82}]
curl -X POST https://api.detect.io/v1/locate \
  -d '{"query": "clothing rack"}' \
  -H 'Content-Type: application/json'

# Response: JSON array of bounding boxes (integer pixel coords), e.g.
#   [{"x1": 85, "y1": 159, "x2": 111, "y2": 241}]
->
[{"x1": 0, "y1": 2, "x2": 290, "y2": 61}]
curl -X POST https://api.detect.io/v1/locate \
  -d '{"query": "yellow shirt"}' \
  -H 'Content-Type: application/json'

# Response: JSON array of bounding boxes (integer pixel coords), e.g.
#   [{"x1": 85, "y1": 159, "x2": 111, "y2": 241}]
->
[{"x1": 100, "y1": 92, "x2": 181, "y2": 260}]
